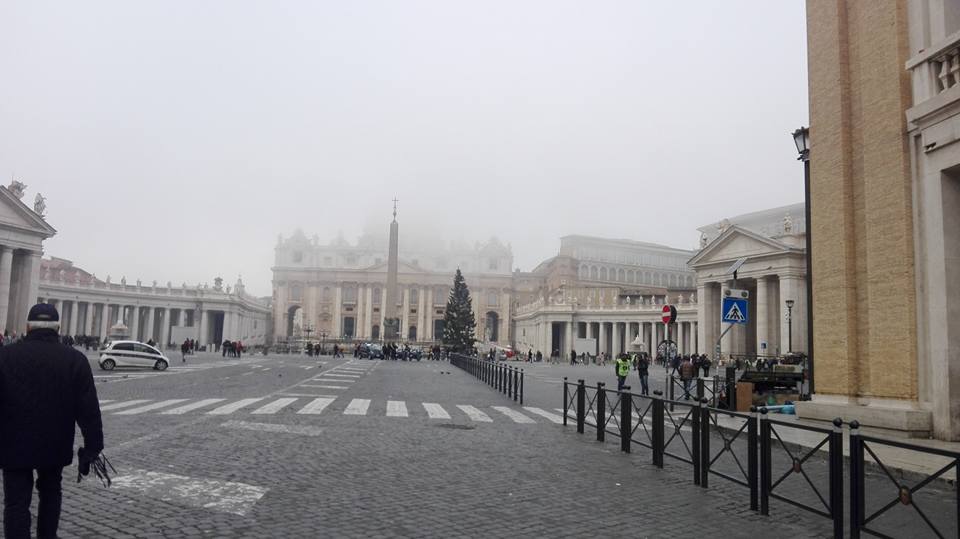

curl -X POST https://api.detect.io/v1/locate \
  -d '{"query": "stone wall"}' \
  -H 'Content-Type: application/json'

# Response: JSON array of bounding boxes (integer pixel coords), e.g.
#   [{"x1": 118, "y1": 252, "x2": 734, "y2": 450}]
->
[{"x1": 806, "y1": 0, "x2": 917, "y2": 401}]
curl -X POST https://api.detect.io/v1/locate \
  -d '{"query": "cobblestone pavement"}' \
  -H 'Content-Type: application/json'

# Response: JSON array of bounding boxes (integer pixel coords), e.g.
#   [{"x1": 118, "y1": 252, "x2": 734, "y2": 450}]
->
[{"x1": 0, "y1": 353, "x2": 902, "y2": 537}]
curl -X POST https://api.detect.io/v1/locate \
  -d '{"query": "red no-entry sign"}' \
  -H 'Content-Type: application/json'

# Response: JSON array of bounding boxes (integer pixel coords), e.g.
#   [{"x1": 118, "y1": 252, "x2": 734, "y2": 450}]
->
[{"x1": 662, "y1": 304, "x2": 677, "y2": 324}]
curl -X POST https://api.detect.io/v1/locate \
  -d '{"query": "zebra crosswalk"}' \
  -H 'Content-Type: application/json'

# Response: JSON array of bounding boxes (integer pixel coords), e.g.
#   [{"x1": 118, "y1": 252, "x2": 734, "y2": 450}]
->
[{"x1": 97, "y1": 396, "x2": 558, "y2": 424}]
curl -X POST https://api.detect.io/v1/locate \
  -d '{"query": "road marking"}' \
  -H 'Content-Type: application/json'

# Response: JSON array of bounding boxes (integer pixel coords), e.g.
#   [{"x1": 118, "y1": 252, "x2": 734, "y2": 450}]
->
[
  {"x1": 311, "y1": 378, "x2": 354, "y2": 383},
  {"x1": 99, "y1": 399, "x2": 152, "y2": 411},
  {"x1": 422, "y1": 403, "x2": 450, "y2": 419},
  {"x1": 221, "y1": 420, "x2": 323, "y2": 436},
  {"x1": 456, "y1": 405, "x2": 492, "y2": 422},
  {"x1": 98, "y1": 399, "x2": 115, "y2": 404},
  {"x1": 491, "y1": 406, "x2": 535, "y2": 424},
  {"x1": 316, "y1": 374, "x2": 359, "y2": 378},
  {"x1": 344, "y1": 398, "x2": 371, "y2": 415},
  {"x1": 114, "y1": 399, "x2": 190, "y2": 415},
  {"x1": 301, "y1": 385, "x2": 348, "y2": 390},
  {"x1": 261, "y1": 368, "x2": 271, "y2": 372},
  {"x1": 523, "y1": 407, "x2": 564, "y2": 424},
  {"x1": 297, "y1": 397, "x2": 337, "y2": 415},
  {"x1": 112, "y1": 469, "x2": 267, "y2": 516},
  {"x1": 240, "y1": 372, "x2": 253, "y2": 376},
  {"x1": 386, "y1": 400, "x2": 408, "y2": 417},
  {"x1": 207, "y1": 398, "x2": 264, "y2": 415},
  {"x1": 251, "y1": 398, "x2": 298, "y2": 415},
  {"x1": 162, "y1": 399, "x2": 227, "y2": 415}
]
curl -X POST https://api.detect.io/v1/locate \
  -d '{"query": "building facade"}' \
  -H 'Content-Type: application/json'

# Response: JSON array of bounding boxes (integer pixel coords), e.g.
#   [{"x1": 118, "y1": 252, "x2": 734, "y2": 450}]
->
[
  {"x1": 38, "y1": 258, "x2": 271, "y2": 348},
  {"x1": 512, "y1": 236, "x2": 698, "y2": 359},
  {"x1": 271, "y1": 228, "x2": 515, "y2": 345},
  {"x1": 799, "y1": 0, "x2": 960, "y2": 440},
  {"x1": 690, "y1": 204, "x2": 808, "y2": 360},
  {"x1": 0, "y1": 184, "x2": 55, "y2": 336}
]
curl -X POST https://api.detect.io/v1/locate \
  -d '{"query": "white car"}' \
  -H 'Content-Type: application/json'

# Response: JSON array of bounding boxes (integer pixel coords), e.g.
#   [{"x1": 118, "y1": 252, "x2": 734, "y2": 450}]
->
[{"x1": 99, "y1": 341, "x2": 170, "y2": 371}]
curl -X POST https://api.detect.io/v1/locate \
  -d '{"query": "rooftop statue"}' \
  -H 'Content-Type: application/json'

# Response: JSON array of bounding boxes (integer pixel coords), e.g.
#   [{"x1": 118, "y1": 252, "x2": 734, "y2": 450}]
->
[
  {"x1": 7, "y1": 180, "x2": 26, "y2": 200},
  {"x1": 34, "y1": 193, "x2": 46, "y2": 216}
]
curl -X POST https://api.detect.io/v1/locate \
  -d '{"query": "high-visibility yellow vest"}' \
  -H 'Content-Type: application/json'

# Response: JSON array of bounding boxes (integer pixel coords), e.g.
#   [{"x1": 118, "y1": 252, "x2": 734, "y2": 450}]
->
[{"x1": 617, "y1": 358, "x2": 631, "y2": 377}]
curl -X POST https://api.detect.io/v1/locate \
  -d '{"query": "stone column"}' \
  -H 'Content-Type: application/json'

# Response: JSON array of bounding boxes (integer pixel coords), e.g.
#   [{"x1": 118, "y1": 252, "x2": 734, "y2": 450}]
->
[
  {"x1": 84, "y1": 302, "x2": 94, "y2": 335},
  {"x1": 365, "y1": 286, "x2": 374, "y2": 339},
  {"x1": 145, "y1": 307, "x2": 156, "y2": 342},
  {"x1": 199, "y1": 309, "x2": 209, "y2": 346},
  {"x1": 67, "y1": 301, "x2": 79, "y2": 335},
  {"x1": 22, "y1": 252, "x2": 41, "y2": 333},
  {"x1": 778, "y1": 274, "x2": 807, "y2": 354},
  {"x1": 598, "y1": 322, "x2": 607, "y2": 356},
  {"x1": 130, "y1": 306, "x2": 140, "y2": 341},
  {"x1": 612, "y1": 322, "x2": 621, "y2": 357},
  {"x1": 756, "y1": 276, "x2": 769, "y2": 356},
  {"x1": 401, "y1": 287, "x2": 410, "y2": 340},
  {"x1": 417, "y1": 288, "x2": 425, "y2": 342},
  {"x1": 333, "y1": 285, "x2": 342, "y2": 338},
  {"x1": 424, "y1": 288, "x2": 433, "y2": 341},
  {"x1": 0, "y1": 246, "x2": 13, "y2": 332},
  {"x1": 99, "y1": 304, "x2": 110, "y2": 339},
  {"x1": 159, "y1": 307, "x2": 169, "y2": 347}
]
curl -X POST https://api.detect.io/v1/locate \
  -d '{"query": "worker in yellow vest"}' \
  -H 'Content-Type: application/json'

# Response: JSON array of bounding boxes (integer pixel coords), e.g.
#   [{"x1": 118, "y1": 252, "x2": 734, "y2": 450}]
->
[{"x1": 615, "y1": 354, "x2": 632, "y2": 391}]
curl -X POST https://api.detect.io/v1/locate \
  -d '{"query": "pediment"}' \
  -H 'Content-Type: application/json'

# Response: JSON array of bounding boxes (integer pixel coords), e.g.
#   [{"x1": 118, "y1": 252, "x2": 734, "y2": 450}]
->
[
  {"x1": 0, "y1": 187, "x2": 56, "y2": 238},
  {"x1": 688, "y1": 225, "x2": 798, "y2": 268}
]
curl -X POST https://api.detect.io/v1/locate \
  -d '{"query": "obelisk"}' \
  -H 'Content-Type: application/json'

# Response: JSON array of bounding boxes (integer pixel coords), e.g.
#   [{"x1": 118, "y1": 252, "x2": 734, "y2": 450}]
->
[{"x1": 383, "y1": 199, "x2": 401, "y2": 340}]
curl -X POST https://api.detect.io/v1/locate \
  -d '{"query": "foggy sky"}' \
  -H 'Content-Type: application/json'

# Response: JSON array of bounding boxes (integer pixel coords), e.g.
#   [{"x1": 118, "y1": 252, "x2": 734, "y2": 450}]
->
[{"x1": 0, "y1": 1, "x2": 809, "y2": 297}]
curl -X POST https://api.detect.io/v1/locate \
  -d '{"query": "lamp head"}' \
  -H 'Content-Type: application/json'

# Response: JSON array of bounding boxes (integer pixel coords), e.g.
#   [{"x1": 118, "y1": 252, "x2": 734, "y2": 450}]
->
[{"x1": 785, "y1": 299, "x2": 795, "y2": 309}]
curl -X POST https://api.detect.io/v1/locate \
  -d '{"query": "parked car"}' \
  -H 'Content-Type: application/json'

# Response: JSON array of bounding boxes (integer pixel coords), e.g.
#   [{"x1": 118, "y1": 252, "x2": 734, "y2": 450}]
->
[{"x1": 99, "y1": 340, "x2": 170, "y2": 371}]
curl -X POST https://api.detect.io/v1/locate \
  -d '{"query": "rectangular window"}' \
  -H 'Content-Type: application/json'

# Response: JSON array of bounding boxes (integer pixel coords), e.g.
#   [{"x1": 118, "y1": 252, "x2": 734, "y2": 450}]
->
[
  {"x1": 323, "y1": 257, "x2": 332, "y2": 265},
  {"x1": 293, "y1": 251, "x2": 303, "y2": 263},
  {"x1": 346, "y1": 256, "x2": 357, "y2": 265},
  {"x1": 488, "y1": 259, "x2": 498, "y2": 270},
  {"x1": 488, "y1": 293, "x2": 499, "y2": 307}
]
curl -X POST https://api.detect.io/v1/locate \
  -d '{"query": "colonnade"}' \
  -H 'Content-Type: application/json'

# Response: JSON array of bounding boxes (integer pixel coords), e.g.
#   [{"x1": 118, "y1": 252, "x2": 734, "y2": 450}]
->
[
  {"x1": 37, "y1": 298, "x2": 265, "y2": 348},
  {"x1": 518, "y1": 318, "x2": 699, "y2": 359},
  {"x1": 0, "y1": 246, "x2": 42, "y2": 335}
]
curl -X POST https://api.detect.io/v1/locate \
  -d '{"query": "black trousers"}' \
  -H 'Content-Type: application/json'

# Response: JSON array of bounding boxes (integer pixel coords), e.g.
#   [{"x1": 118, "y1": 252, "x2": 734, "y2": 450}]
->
[{"x1": 2, "y1": 466, "x2": 63, "y2": 539}]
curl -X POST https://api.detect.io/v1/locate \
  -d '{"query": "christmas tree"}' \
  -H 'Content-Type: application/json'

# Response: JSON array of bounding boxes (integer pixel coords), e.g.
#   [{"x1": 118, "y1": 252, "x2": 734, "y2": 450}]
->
[{"x1": 442, "y1": 268, "x2": 476, "y2": 353}]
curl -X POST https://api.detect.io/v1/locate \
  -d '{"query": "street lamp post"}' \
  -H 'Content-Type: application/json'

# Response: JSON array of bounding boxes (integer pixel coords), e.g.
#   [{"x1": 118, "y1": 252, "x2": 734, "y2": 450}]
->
[{"x1": 792, "y1": 126, "x2": 814, "y2": 394}]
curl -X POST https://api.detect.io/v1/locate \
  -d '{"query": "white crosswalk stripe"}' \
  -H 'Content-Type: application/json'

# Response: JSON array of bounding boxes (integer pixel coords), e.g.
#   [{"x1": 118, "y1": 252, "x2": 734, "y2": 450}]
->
[
  {"x1": 386, "y1": 401, "x2": 408, "y2": 417},
  {"x1": 297, "y1": 397, "x2": 336, "y2": 415},
  {"x1": 114, "y1": 399, "x2": 190, "y2": 415},
  {"x1": 207, "y1": 398, "x2": 264, "y2": 415},
  {"x1": 317, "y1": 374, "x2": 359, "y2": 378},
  {"x1": 344, "y1": 398, "x2": 371, "y2": 415},
  {"x1": 162, "y1": 399, "x2": 227, "y2": 415},
  {"x1": 456, "y1": 405, "x2": 492, "y2": 422},
  {"x1": 99, "y1": 400, "x2": 115, "y2": 404},
  {"x1": 251, "y1": 398, "x2": 298, "y2": 415},
  {"x1": 301, "y1": 385, "x2": 349, "y2": 390},
  {"x1": 491, "y1": 406, "x2": 535, "y2": 424},
  {"x1": 523, "y1": 407, "x2": 564, "y2": 424},
  {"x1": 100, "y1": 399, "x2": 151, "y2": 411},
  {"x1": 422, "y1": 403, "x2": 450, "y2": 419}
]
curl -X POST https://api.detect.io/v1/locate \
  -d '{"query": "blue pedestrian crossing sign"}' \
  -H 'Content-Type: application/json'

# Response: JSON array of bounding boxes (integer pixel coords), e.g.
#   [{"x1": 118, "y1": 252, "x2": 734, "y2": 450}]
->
[{"x1": 721, "y1": 297, "x2": 749, "y2": 324}]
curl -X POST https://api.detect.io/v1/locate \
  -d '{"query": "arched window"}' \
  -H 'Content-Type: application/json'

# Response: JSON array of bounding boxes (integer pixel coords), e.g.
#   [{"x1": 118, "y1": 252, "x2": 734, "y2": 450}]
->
[
  {"x1": 600, "y1": 267, "x2": 608, "y2": 280},
  {"x1": 372, "y1": 287, "x2": 381, "y2": 304},
  {"x1": 591, "y1": 266, "x2": 599, "y2": 280},
  {"x1": 410, "y1": 288, "x2": 419, "y2": 303},
  {"x1": 322, "y1": 287, "x2": 331, "y2": 301},
  {"x1": 618, "y1": 269, "x2": 625, "y2": 282}
]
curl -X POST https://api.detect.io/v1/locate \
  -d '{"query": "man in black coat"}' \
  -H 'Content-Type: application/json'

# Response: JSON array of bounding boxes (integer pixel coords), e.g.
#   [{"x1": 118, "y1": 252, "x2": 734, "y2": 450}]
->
[{"x1": 0, "y1": 303, "x2": 104, "y2": 539}]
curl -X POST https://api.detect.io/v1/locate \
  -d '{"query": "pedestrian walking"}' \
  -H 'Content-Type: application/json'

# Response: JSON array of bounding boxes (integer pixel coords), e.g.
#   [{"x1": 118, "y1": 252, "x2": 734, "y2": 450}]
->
[
  {"x1": 615, "y1": 354, "x2": 632, "y2": 392},
  {"x1": 0, "y1": 304, "x2": 104, "y2": 539},
  {"x1": 635, "y1": 352, "x2": 650, "y2": 396},
  {"x1": 679, "y1": 356, "x2": 696, "y2": 400},
  {"x1": 180, "y1": 339, "x2": 189, "y2": 363},
  {"x1": 569, "y1": 349, "x2": 577, "y2": 366},
  {"x1": 700, "y1": 354, "x2": 711, "y2": 377}
]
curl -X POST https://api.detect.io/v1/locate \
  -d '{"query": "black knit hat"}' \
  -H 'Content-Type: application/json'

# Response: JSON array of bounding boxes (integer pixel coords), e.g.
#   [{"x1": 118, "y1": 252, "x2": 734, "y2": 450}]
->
[{"x1": 27, "y1": 303, "x2": 60, "y2": 328}]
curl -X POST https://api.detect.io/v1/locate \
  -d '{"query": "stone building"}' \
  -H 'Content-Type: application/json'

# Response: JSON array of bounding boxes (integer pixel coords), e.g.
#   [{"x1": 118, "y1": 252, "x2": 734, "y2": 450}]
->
[
  {"x1": 0, "y1": 183, "x2": 55, "y2": 336},
  {"x1": 690, "y1": 203, "x2": 808, "y2": 360},
  {"x1": 271, "y1": 225, "x2": 515, "y2": 344},
  {"x1": 798, "y1": 0, "x2": 960, "y2": 440},
  {"x1": 512, "y1": 236, "x2": 698, "y2": 359},
  {"x1": 38, "y1": 258, "x2": 271, "y2": 348}
]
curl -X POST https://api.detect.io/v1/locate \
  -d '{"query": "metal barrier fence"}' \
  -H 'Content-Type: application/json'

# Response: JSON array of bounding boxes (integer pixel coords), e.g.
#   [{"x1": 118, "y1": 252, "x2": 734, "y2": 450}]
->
[
  {"x1": 559, "y1": 379, "x2": 958, "y2": 538},
  {"x1": 449, "y1": 353, "x2": 523, "y2": 405},
  {"x1": 848, "y1": 420, "x2": 960, "y2": 539}
]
